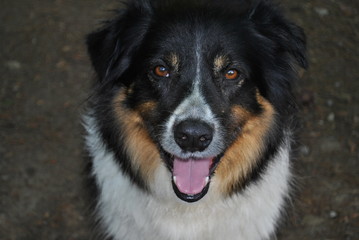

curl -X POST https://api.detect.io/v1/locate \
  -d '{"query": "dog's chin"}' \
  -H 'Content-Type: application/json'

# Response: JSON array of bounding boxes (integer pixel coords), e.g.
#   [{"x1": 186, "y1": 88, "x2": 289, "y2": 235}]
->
[{"x1": 161, "y1": 150, "x2": 222, "y2": 203}]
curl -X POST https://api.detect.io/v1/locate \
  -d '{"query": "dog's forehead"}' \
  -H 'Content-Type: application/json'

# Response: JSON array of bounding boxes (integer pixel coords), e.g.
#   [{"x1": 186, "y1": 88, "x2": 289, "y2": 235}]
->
[
  {"x1": 150, "y1": 19, "x2": 231, "y2": 56},
  {"x1": 149, "y1": 34, "x2": 233, "y2": 72}
]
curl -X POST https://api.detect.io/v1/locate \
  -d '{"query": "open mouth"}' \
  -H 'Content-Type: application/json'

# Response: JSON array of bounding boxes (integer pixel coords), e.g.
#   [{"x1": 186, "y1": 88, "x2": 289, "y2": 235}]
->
[{"x1": 162, "y1": 151, "x2": 222, "y2": 202}]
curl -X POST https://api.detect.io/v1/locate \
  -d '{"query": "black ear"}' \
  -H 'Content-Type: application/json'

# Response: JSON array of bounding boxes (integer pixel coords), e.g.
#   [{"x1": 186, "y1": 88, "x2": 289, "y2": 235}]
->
[
  {"x1": 249, "y1": 1, "x2": 308, "y2": 69},
  {"x1": 86, "y1": 26, "x2": 118, "y2": 80},
  {"x1": 86, "y1": 1, "x2": 153, "y2": 82}
]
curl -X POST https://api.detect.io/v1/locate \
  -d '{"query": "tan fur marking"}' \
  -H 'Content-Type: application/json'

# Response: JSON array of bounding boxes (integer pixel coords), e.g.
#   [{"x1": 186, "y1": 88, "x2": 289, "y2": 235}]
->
[
  {"x1": 213, "y1": 55, "x2": 229, "y2": 72},
  {"x1": 126, "y1": 83, "x2": 135, "y2": 95},
  {"x1": 113, "y1": 90, "x2": 160, "y2": 183},
  {"x1": 215, "y1": 93, "x2": 276, "y2": 195},
  {"x1": 136, "y1": 101, "x2": 157, "y2": 116},
  {"x1": 167, "y1": 53, "x2": 180, "y2": 72}
]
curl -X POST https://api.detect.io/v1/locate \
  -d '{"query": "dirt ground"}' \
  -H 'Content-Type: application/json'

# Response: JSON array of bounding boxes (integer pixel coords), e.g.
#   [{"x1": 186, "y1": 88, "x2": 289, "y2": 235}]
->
[{"x1": 0, "y1": 0, "x2": 358, "y2": 239}]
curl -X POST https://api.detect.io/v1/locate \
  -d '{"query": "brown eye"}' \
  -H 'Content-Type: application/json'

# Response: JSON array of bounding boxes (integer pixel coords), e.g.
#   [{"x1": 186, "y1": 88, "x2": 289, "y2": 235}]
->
[
  {"x1": 225, "y1": 69, "x2": 239, "y2": 80},
  {"x1": 154, "y1": 65, "x2": 170, "y2": 78}
]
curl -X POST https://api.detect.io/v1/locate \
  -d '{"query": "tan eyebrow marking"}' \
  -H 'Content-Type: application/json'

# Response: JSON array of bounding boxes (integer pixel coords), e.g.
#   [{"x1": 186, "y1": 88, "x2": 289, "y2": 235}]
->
[
  {"x1": 167, "y1": 53, "x2": 180, "y2": 72},
  {"x1": 213, "y1": 55, "x2": 229, "y2": 72}
]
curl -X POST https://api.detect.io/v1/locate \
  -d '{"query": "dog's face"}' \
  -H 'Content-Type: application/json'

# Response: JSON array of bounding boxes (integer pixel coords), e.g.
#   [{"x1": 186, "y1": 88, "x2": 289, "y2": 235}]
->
[{"x1": 87, "y1": 0, "x2": 306, "y2": 202}]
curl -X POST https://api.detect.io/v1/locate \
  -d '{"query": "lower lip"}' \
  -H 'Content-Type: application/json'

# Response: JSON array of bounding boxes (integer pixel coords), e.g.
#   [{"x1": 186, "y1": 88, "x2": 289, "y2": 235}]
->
[{"x1": 171, "y1": 179, "x2": 211, "y2": 203}]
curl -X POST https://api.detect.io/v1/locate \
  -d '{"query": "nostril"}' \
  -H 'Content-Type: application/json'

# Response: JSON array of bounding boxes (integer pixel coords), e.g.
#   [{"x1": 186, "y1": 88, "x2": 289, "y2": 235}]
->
[
  {"x1": 176, "y1": 133, "x2": 189, "y2": 143},
  {"x1": 199, "y1": 136, "x2": 206, "y2": 142},
  {"x1": 180, "y1": 135, "x2": 188, "y2": 140},
  {"x1": 199, "y1": 135, "x2": 212, "y2": 143},
  {"x1": 174, "y1": 120, "x2": 213, "y2": 152}
]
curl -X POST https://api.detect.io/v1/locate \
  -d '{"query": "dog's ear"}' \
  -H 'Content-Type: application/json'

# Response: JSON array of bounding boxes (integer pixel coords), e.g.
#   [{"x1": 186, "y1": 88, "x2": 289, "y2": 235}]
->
[
  {"x1": 86, "y1": 27, "x2": 117, "y2": 80},
  {"x1": 248, "y1": 1, "x2": 308, "y2": 69},
  {"x1": 86, "y1": 1, "x2": 153, "y2": 82}
]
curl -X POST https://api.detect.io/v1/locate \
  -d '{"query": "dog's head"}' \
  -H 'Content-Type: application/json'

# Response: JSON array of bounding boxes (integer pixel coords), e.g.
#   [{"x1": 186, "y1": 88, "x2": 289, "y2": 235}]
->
[{"x1": 87, "y1": 0, "x2": 307, "y2": 203}]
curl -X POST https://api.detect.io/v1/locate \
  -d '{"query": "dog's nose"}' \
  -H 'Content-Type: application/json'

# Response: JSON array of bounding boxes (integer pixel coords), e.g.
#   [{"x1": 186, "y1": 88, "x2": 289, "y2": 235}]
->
[{"x1": 174, "y1": 120, "x2": 213, "y2": 152}]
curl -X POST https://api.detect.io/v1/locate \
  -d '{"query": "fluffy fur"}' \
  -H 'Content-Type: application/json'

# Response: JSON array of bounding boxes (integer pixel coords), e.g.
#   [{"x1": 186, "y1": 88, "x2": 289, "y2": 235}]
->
[{"x1": 84, "y1": 0, "x2": 307, "y2": 239}]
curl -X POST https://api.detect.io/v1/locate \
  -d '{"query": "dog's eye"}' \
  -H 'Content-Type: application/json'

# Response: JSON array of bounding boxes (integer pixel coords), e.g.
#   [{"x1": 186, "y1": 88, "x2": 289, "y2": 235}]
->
[
  {"x1": 225, "y1": 69, "x2": 240, "y2": 80},
  {"x1": 154, "y1": 65, "x2": 170, "y2": 78}
]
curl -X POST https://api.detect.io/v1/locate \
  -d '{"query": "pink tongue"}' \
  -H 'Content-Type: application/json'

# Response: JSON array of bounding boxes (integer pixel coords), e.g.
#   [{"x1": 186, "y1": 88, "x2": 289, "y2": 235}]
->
[{"x1": 173, "y1": 157, "x2": 212, "y2": 195}]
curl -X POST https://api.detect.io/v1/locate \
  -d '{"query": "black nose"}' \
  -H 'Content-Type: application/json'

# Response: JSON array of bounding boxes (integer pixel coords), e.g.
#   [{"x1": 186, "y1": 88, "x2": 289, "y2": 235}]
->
[{"x1": 174, "y1": 120, "x2": 213, "y2": 152}]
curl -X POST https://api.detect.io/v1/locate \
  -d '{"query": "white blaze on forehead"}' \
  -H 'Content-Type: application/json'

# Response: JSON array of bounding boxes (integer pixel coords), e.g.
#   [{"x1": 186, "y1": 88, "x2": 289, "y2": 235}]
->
[
  {"x1": 173, "y1": 39, "x2": 211, "y2": 121},
  {"x1": 161, "y1": 39, "x2": 224, "y2": 159}
]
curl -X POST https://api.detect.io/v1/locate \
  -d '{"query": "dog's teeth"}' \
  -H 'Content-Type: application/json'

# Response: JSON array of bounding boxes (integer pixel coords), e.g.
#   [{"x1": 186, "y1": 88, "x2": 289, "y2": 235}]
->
[
  {"x1": 205, "y1": 176, "x2": 209, "y2": 184},
  {"x1": 173, "y1": 176, "x2": 177, "y2": 183}
]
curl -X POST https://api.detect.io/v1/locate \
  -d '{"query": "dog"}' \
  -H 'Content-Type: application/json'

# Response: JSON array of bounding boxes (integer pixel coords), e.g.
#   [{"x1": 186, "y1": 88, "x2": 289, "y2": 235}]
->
[{"x1": 84, "y1": 0, "x2": 307, "y2": 239}]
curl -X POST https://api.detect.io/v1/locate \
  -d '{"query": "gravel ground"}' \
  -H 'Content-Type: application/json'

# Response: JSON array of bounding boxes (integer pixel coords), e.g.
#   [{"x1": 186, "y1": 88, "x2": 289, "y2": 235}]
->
[{"x1": 0, "y1": 0, "x2": 358, "y2": 239}]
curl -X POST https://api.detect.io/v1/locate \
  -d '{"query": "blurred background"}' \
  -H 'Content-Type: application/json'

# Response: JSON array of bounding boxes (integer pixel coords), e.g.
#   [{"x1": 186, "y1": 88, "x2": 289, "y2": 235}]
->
[{"x1": 0, "y1": 0, "x2": 358, "y2": 239}]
